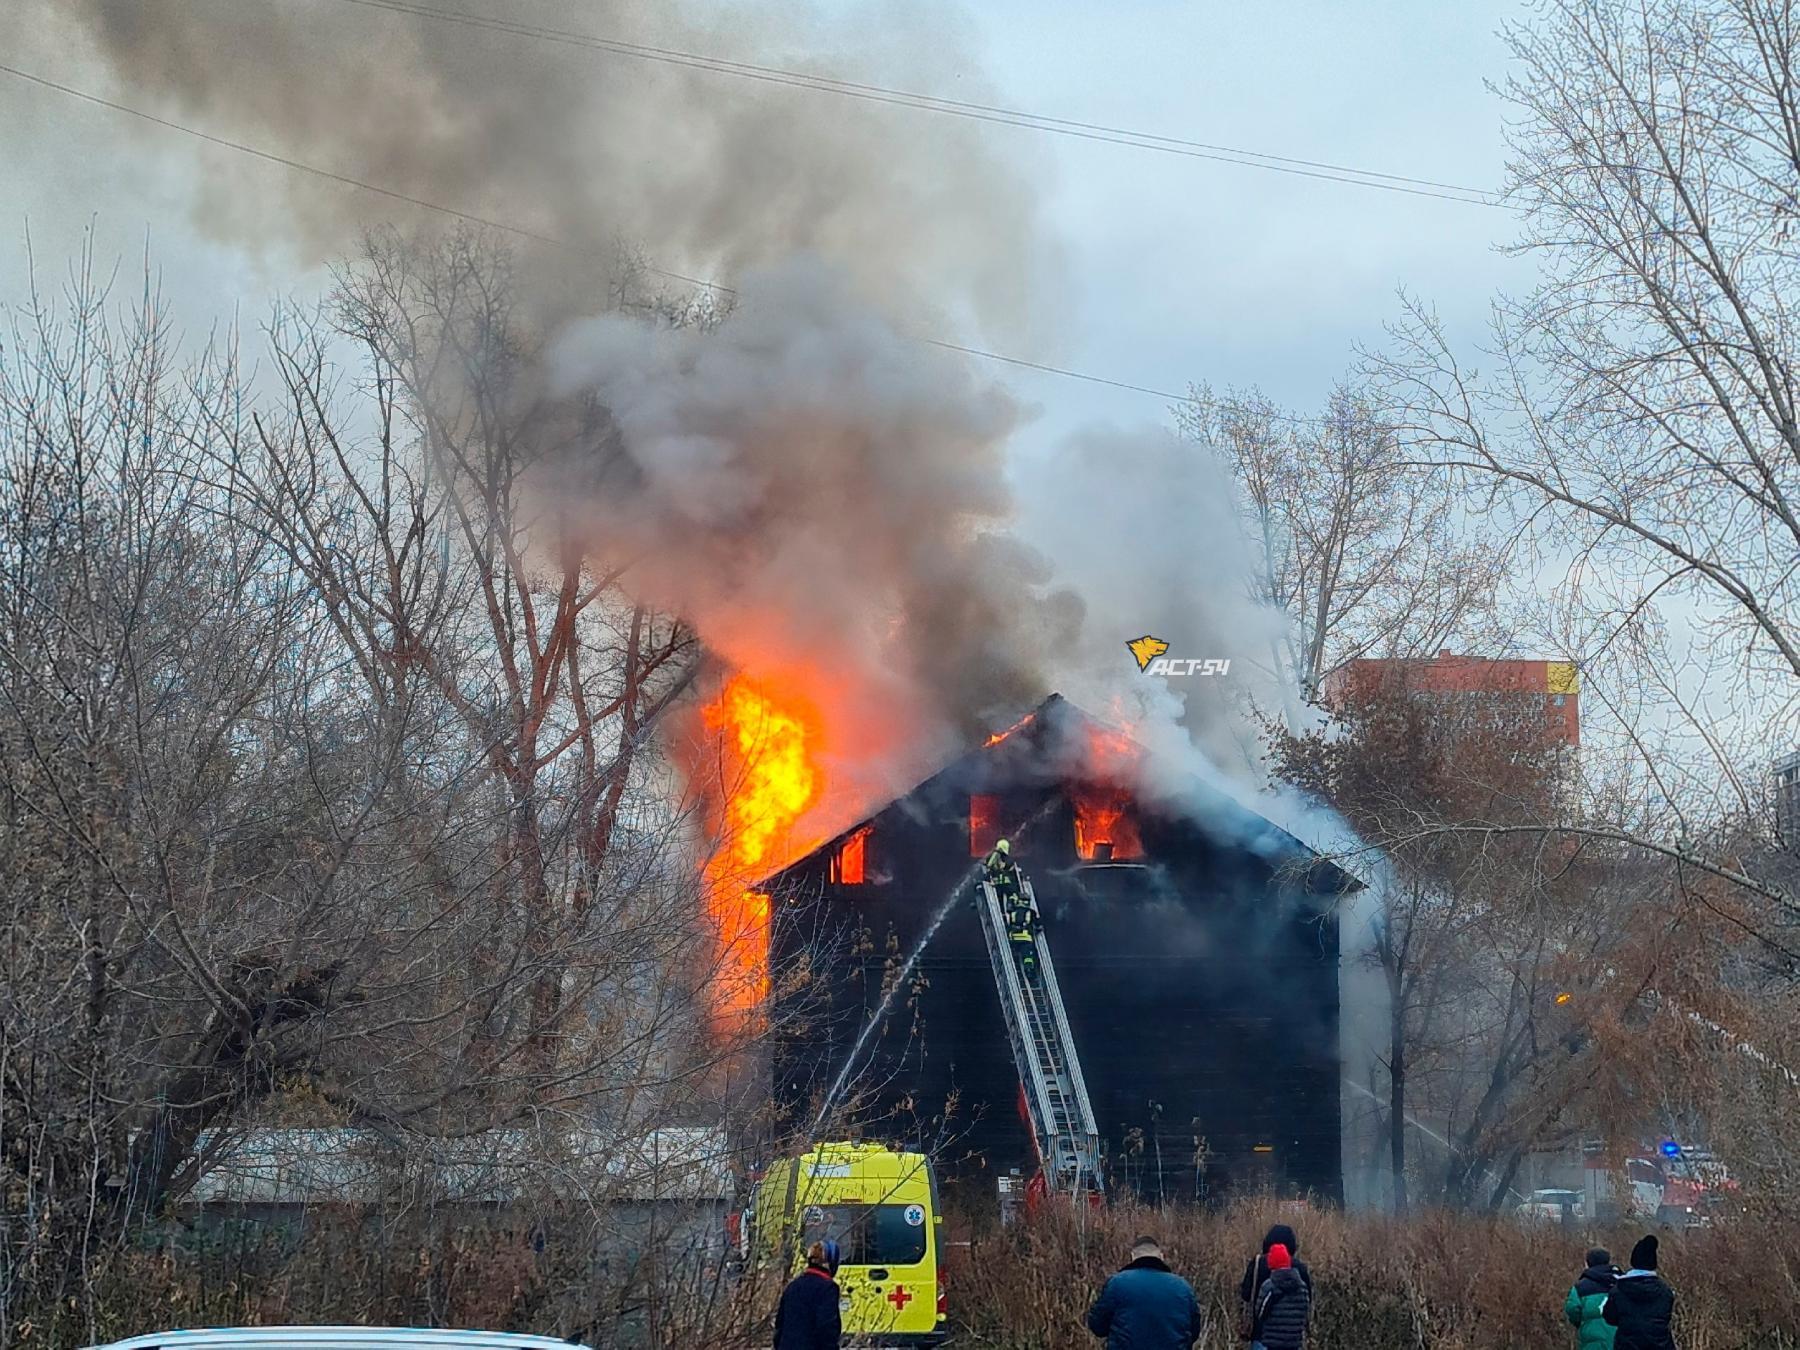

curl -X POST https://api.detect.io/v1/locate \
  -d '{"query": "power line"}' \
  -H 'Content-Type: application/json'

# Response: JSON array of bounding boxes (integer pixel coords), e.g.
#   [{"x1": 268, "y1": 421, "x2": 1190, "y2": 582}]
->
[
  {"x1": 919, "y1": 339, "x2": 1184, "y2": 401},
  {"x1": 320, "y1": 0, "x2": 1508, "y2": 209},
  {"x1": 0, "y1": 61, "x2": 719, "y2": 293},
  {"x1": 0, "y1": 59, "x2": 1332, "y2": 421}
]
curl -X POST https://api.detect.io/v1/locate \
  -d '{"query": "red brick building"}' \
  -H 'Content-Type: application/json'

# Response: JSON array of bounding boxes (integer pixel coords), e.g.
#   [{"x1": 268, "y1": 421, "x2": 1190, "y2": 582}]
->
[{"x1": 1324, "y1": 650, "x2": 1580, "y2": 746}]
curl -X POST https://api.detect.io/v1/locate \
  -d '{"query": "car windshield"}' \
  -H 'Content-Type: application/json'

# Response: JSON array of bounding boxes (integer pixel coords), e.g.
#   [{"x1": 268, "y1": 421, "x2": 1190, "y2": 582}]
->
[{"x1": 800, "y1": 1202, "x2": 929, "y2": 1266}]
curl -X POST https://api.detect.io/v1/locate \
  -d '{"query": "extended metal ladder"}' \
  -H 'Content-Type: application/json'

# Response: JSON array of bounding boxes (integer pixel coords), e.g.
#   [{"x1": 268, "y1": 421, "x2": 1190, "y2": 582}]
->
[{"x1": 976, "y1": 876, "x2": 1104, "y2": 1198}]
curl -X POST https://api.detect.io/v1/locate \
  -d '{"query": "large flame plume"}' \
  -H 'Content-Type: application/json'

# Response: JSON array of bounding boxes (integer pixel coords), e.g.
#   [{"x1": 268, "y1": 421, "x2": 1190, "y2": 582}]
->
[{"x1": 701, "y1": 674, "x2": 824, "y2": 1023}]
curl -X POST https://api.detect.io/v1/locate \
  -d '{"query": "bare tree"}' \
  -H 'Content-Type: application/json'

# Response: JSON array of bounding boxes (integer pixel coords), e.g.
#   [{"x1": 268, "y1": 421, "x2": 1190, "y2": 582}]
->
[
  {"x1": 1274, "y1": 674, "x2": 1693, "y2": 1211},
  {"x1": 1360, "y1": 6, "x2": 1800, "y2": 1207},
  {"x1": 1376, "y1": 0, "x2": 1800, "y2": 845},
  {"x1": 1177, "y1": 381, "x2": 1508, "y2": 725},
  {"x1": 0, "y1": 234, "x2": 763, "y2": 1341},
  {"x1": 235, "y1": 228, "x2": 711, "y2": 1111}
]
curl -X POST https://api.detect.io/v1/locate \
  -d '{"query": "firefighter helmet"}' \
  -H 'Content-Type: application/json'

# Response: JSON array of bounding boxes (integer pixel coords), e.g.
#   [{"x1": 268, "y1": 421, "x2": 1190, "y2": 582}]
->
[{"x1": 994, "y1": 838, "x2": 1011, "y2": 855}]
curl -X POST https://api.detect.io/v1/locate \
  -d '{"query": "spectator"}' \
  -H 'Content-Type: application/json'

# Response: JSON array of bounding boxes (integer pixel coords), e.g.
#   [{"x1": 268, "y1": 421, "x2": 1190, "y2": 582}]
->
[
  {"x1": 1564, "y1": 1247, "x2": 1619, "y2": 1349},
  {"x1": 1239, "y1": 1224, "x2": 1312, "y2": 1336},
  {"x1": 1249, "y1": 1243, "x2": 1311, "y2": 1350},
  {"x1": 1087, "y1": 1236, "x2": 1203, "y2": 1350},
  {"x1": 1603, "y1": 1235, "x2": 1676, "y2": 1350},
  {"x1": 774, "y1": 1239, "x2": 842, "y2": 1350}
]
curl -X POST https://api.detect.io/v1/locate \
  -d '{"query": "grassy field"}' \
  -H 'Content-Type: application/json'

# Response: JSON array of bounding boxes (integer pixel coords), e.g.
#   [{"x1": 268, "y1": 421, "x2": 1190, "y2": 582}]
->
[
  {"x1": 951, "y1": 1201, "x2": 1800, "y2": 1350},
  {"x1": 15, "y1": 1200, "x2": 1799, "y2": 1349}
]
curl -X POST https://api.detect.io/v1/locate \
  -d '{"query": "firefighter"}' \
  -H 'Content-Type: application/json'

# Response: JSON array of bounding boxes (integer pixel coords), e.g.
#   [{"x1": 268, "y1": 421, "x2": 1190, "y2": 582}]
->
[
  {"x1": 984, "y1": 839, "x2": 1039, "y2": 979},
  {"x1": 984, "y1": 838, "x2": 1022, "y2": 903},
  {"x1": 1007, "y1": 889, "x2": 1041, "y2": 982},
  {"x1": 1005, "y1": 873, "x2": 1043, "y2": 984}
]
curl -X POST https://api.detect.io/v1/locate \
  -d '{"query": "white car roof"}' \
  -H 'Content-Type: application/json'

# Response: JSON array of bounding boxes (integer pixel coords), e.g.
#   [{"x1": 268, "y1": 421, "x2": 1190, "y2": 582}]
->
[{"x1": 87, "y1": 1328, "x2": 592, "y2": 1350}]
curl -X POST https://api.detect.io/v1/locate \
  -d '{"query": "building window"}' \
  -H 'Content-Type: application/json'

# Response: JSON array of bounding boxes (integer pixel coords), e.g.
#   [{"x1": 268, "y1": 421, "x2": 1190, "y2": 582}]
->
[
  {"x1": 830, "y1": 826, "x2": 870, "y2": 885},
  {"x1": 1073, "y1": 787, "x2": 1143, "y2": 860},
  {"x1": 970, "y1": 794, "x2": 1002, "y2": 858},
  {"x1": 1776, "y1": 752, "x2": 1800, "y2": 848}
]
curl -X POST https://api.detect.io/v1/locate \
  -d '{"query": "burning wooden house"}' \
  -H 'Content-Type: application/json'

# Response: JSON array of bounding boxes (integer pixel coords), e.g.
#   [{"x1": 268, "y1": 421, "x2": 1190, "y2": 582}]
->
[{"x1": 760, "y1": 694, "x2": 1356, "y2": 1206}]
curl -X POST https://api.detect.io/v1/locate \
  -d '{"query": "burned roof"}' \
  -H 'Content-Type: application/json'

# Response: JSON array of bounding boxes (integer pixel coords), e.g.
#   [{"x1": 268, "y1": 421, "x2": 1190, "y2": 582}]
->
[{"x1": 763, "y1": 693, "x2": 1361, "y2": 896}]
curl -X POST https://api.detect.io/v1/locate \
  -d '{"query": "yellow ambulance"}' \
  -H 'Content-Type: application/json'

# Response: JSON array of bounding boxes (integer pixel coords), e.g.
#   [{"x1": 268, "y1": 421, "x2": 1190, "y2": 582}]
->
[{"x1": 754, "y1": 1141, "x2": 947, "y2": 1346}]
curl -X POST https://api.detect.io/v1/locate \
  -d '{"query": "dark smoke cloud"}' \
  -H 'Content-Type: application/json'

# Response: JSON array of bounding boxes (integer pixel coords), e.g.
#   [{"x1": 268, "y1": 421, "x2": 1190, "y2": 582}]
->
[
  {"x1": 549, "y1": 257, "x2": 1084, "y2": 801},
  {"x1": 24, "y1": 0, "x2": 1058, "y2": 341},
  {"x1": 27, "y1": 0, "x2": 1308, "y2": 812}
]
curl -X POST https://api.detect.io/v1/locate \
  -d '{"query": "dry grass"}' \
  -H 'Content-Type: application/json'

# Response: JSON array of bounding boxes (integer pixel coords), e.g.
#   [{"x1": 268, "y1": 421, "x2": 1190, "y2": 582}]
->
[
  {"x1": 948, "y1": 1201, "x2": 1800, "y2": 1350},
  {"x1": 16, "y1": 1203, "x2": 1799, "y2": 1349},
  {"x1": 8, "y1": 1210, "x2": 775, "y2": 1350}
]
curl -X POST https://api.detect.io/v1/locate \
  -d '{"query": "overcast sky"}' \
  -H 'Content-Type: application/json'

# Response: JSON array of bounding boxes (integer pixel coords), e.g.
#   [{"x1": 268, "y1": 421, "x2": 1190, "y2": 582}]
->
[
  {"x1": 1, "y1": 0, "x2": 1531, "y2": 446},
  {"x1": 5, "y1": 1, "x2": 1784, "y2": 786}
]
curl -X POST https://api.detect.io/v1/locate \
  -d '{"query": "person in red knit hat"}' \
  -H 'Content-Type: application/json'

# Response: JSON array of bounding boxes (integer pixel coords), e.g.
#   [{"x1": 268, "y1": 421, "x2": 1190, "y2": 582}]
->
[{"x1": 1249, "y1": 1243, "x2": 1311, "y2": 1350}]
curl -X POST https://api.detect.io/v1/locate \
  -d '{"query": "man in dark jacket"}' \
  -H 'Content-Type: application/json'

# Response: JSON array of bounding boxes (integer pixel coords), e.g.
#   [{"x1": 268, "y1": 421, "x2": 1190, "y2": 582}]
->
[
  {"x1": 1239, "y1": 1224, "x2": 1313, "y2": 1326},
  {"x1": 1250, "y1": 1243, "x2": 1311, "y2": 1350},
  {"x1": 1087, "y1": 1236, "x2": 1203, "y2": 1350},
  {"x1": 774, "y1": 1240, "x2": 842, "y2": 1350},
  {"x1": 1603, "y1": 1236, "x2": 1676, "y2": 1350},
  {"x1": 1564, "y1": 1248, "x2": 1618, "y2": 1348}
]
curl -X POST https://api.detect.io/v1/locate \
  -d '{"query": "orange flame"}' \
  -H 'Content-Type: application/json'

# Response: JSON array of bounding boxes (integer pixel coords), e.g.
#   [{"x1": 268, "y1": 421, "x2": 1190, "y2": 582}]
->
[
  {"x1": 702, "y1": 674, "x2": 824, "y2": 1022},
  {"x1": 983, "y1": 710, "x2": 1037, "y2": 747},
  {"x1": 830, "y1": 826, "x2": 869, "y2": 885},
  {"x1": 1072, "y1": 722, "x2": 1144, "y2": 860},
  {"x1": 969, "y1": 793, "x2": 1003, "y2": 858},
  {"x1": 1073, "y1": 787, "x2": 1142, "y2": 860}
]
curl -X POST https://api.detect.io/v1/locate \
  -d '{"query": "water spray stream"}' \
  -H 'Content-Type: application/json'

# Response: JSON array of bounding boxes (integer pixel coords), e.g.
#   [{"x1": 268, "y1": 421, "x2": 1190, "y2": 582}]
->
[
  {"x1": 1343, "y1": 1077, "x2": 1454, "y2": 1153},
  {"x1": 1342, "y1": 1077, "x2": 1525, "y2": 1205},
  {"x1": 809, "y1": 800, "x2": 1059, "y2": 1137},
  {"x1": 809, "y1": 876, "x2": 972, "y2": 1137}
]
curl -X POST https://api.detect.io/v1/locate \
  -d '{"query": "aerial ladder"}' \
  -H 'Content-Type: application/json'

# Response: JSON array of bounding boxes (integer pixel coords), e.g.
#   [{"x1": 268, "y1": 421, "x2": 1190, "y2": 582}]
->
[{"x1": 975, "y1": 875, "x2": 1104, "y2": 1200}]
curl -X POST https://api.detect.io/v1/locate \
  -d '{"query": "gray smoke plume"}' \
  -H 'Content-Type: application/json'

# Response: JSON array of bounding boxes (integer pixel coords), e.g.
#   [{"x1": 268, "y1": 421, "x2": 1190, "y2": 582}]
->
[
  {"x1": 548, "y1": 256, "x2": 1085, "y2": 812},
  {"x1": 26, "y1": 0, "x2": 1303, "y2": 811},
  {"x1": 30, "y1": 0, "x2": 1388, "y2": 1189},
  {"x1": 18, "y1": 0, "x2": 1057, "y2": 341}
]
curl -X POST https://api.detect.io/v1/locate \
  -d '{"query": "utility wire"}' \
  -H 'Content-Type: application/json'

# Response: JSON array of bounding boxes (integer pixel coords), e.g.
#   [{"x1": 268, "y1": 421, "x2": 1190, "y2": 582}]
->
[
  {"x1": 920, "y1": 339, "x2": 1185, "y2": 401},
  {"x1": 321, "y1": 0, "x2": 1508, "y2": 209},
  {"x1": 1, "y1": 58, "x2": 1338, "y2": 427},
  {"x1": 0, "y1": 60, "x2": 721, "y2": 294},
  {"x1": 0, "y1": 59, "x2": 1332, "y2": 423}
]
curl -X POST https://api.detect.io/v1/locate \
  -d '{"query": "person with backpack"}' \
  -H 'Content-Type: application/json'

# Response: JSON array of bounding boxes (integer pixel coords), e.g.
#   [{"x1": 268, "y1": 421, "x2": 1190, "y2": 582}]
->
[
  {"x1": 1248, "y1": 1243, "x2": 1310, "y2": 1350},
  {"x1": 1564, "y1": 1247, "x2": 1619, "y2": 1348},
  {"x1": 1238, "y1": 1224, "x2": 1312, "y2": 1341},
  {"x1": 1603, "y1": 1235, "x2": 1676, "y2": 1350},
  {"x1": 774, "y1": 1239, "x2": 842, "y2": 1350}
]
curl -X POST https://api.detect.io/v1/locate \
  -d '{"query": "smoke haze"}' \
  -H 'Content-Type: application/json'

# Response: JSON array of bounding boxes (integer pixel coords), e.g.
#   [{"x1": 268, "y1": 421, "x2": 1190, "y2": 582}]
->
[
  {"x1": 24, "y1": 0, "x2": 1305, "y2": 813},
  {"x1": 17, "y1": 0, "x2": 1057, "y2": 340}
]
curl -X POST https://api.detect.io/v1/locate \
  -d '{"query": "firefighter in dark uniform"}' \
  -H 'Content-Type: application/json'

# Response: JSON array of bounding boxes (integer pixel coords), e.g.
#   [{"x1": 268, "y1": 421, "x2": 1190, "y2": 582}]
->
[
  {"x1": 985, "y1": 837, "x2": 1021, "y2": 901},
  {"x1": 985, "y1": 839, "x2": 1041, "y2": 982},
  {"x1": 1007, "y1": 888, "x2": 1041, "y2": 983}
]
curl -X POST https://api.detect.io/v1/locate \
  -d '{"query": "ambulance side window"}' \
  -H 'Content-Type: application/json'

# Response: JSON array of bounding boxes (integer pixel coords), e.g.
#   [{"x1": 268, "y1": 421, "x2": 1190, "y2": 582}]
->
[{"x1": 869, "y1": 1205, "x2": 928, "y2": 1264}]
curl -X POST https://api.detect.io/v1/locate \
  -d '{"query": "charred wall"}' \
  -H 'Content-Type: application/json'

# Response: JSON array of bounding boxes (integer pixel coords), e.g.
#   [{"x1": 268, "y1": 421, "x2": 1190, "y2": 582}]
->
[{"x1": 767, "y1": 716, "x2": 1346, "y2": 1206}]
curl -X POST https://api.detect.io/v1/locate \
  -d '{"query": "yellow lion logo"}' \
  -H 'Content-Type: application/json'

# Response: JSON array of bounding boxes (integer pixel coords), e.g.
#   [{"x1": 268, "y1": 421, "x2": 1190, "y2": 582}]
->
[{"x1": 1126, "y1": 635, "x2": 1169, "y2": 673}]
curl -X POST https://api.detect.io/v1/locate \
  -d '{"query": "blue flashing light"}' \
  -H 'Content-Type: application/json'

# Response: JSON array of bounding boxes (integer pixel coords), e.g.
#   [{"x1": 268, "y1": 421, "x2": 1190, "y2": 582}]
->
[{"x1": 1660, "y1": 1139, "x2": 1682, "y2": 1158}]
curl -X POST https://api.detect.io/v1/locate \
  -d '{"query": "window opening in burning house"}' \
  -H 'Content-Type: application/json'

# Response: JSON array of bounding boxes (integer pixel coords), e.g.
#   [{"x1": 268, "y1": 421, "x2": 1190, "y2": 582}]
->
[
  {"x1": 1072, "y1": 785, "x2": 1143, "y2": 861},
  {"x1": 830, "y1": 826, "x2": 871, "y2": 885},
  {"x1": 969, "y1": 793, "x2": 1002, "y2": 858}
]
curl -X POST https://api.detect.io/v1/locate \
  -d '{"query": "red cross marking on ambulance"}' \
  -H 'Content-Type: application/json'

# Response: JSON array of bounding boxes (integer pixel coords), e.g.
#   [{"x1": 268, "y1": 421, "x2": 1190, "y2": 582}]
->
[{"x1": 887, "y1": 1285, "x2": 913, "y2": 1310}]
